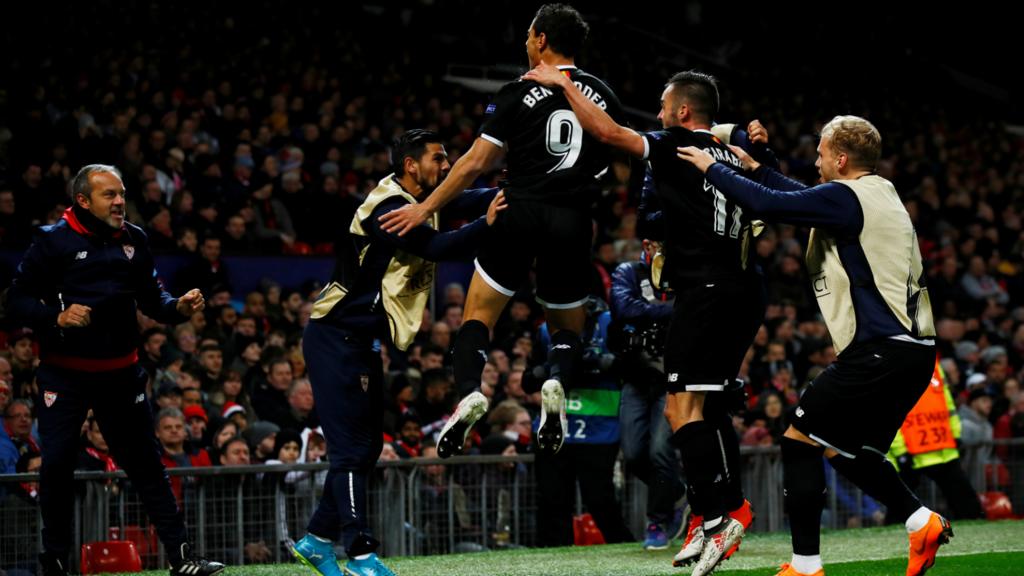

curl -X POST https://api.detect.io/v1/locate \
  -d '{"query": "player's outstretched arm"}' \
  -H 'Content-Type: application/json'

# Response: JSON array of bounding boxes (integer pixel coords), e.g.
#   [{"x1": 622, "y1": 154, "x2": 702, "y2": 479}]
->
[
  {"x1": 523, "y1": 63, "x2": 645, "y2": 158},
  {"x1": 379, "y1": 136, "x2": 503, "y2": 236}
]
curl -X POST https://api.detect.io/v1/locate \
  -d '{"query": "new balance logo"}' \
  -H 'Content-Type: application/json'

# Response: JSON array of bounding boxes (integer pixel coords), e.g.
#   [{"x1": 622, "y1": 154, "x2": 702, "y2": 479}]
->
[
  {"x1": 795, "y1": 407, "x2": 805, "y2": 418},
  {"x1": 135, "y1": 393, "x2": 146, "y2": 404},
  {"x1": 668, "y1": 373, "x2": 679, "y2": 382},
  {"x1": 75, "y1": 251, "x2": 88, "y2": 260}
]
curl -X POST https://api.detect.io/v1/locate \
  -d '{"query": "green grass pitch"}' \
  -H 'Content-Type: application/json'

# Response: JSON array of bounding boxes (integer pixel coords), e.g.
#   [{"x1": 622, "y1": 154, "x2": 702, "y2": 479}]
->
[{"x1": 121, "y1": 519, "x2": 1024, "y2": 575}]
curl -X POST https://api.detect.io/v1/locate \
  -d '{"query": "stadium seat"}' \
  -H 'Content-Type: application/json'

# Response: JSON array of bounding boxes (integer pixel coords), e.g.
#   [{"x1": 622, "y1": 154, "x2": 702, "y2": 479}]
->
[
  {"x1": 573, "y1": 513, "x2": 606, "y2": 546},
  {"x1": 981, "y1": 491, "x2": 1016, "y2": 520},
  {"x1": 80, "y1": 541, "x2": 142, "y2": 574},
  {"x1": 109, "y1": 524, "x2": 159, "y2": 557},
  {"x1": 283, "y1": 241, "x2": 312, "y2": 255},
  {"x1": 313, "y1": 242, "x2": 336, "y2": 255}
]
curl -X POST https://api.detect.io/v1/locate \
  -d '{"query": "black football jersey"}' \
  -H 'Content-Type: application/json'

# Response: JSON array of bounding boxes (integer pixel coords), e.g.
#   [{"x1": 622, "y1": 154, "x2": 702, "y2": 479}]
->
[
  {"x1": 642, "y1": 127, "x2": 753, "y2": 284},
  {"x1": 479, "y1": 66, "x2": 624, "y2": 206}
]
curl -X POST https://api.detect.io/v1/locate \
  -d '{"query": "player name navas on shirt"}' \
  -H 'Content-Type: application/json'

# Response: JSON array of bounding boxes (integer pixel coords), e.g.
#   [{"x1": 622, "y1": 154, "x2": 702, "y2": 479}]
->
[
  {"x1": 704, "y1": 145, "x2": 743, "y2": 169},
  {"x1": 523, "y1": 81, "x2": 607, "y2": 110}
]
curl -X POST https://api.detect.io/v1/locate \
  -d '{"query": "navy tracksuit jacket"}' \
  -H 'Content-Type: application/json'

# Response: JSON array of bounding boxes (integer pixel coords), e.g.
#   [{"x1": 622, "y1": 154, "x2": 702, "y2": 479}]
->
[{"x1": 6, "y1": 204, "x2": 191, "y2": 564}]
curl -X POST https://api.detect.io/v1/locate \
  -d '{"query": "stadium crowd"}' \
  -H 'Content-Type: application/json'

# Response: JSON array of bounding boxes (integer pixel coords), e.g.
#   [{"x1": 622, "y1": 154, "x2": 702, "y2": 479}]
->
[{"x1": 1, "y1": 1, "x2": 1023, "y2": 561}]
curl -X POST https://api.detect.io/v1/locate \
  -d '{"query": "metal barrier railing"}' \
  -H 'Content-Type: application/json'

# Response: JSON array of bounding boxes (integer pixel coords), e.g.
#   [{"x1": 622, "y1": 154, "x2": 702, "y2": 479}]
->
[{"x1": 3, "y1": 441, "x2": 1022, "y2": 572}]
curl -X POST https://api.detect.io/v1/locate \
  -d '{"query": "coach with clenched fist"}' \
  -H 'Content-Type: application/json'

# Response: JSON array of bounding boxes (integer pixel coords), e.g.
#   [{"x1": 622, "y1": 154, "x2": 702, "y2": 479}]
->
[{"x1": 6, "y1": 164, "x2": 224, "y2": 576}]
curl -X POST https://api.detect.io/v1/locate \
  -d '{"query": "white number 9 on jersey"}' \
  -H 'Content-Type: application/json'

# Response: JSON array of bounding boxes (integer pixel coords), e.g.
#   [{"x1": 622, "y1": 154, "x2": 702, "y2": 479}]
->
[{"x1": 545, "y1": 110, "x2": 583, "y2": 173}]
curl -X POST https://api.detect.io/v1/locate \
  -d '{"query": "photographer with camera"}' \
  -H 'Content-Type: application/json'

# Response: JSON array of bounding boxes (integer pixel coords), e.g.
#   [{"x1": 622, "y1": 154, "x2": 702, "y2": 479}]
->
[{"x1": 609, "y1": 239, "x2": 685, "y2": 550}]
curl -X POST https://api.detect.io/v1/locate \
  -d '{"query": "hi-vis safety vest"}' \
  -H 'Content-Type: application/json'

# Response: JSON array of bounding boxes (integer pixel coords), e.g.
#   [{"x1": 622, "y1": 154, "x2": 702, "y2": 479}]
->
[
  {"x1": 901, "y1": 358, "x2": 956, "y2": 455},
  {"x1": 888, "y1": 356, "x2": 961, "y2": 470}
]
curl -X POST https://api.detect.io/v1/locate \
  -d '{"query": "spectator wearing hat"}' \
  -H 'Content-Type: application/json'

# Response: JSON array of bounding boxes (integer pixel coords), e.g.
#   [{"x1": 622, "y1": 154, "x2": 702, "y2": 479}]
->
[
  {"x1": 183, "y1": 405, "x2": 210, "y2": 450},
  {"x1": 7, "y1": 328, "x2": 38, "y2": 399},
  {"x1": 244, "y1": 420, "x2": 280, "y2": 464},
  {"x1": 960, "y1": 388, "x2": 995, "y2": 445},
  {"x1": 953, "y1": 339, "x2": 980, "y2": 378},
  {"x1": 962, "y1": 373, "x2": 989, "y2": 406},
  {"x1": 221, "y1": 402, "x2": 248, "y2": 433},
  {"x1": 155, "y1": 382, "x2": 184, "y2": 411}
]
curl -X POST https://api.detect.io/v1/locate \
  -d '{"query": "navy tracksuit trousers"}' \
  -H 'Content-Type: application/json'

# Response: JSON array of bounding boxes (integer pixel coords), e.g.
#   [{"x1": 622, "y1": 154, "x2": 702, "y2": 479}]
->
[
  {"x1": 35, "y1": 363, "x2": 187, "y2": 563},
  {"x1": 302, "y1": 321, "x2": 385, "y2": 557}
]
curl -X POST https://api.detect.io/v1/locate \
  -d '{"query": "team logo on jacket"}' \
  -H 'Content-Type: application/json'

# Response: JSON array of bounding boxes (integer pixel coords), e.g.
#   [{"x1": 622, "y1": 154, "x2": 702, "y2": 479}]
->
[
  {"x1": 44, "y1": 391, "x2": 58, "y2": 407},
  {"x1": 360, "y1": 374, "x2": 369, "y2": 392},
  {"x1": 123, "y1": 245, "x2": 135, "y2": 260}
]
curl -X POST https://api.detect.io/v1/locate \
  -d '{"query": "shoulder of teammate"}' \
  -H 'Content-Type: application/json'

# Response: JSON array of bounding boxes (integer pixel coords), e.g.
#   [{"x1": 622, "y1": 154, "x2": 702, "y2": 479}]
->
[
  {"x1": 574, "y1": 70, "x2": 625, "y2": 117},
  {"x1": 487, "y1": 78, "x2": 533, "y2": 112},
  {"x1": 641, "y1": 127, "x2": 688, "y2": 160}
]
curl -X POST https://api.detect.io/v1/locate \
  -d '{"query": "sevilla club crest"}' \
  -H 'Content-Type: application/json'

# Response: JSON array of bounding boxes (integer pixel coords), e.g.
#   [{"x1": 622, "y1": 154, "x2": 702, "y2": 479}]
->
[
  {"x1": 123, "y1": 245, "x2": 135, "y2": 260},
  {"x1": 44, "y1": 391, "x2": 58, "y2": 407}
]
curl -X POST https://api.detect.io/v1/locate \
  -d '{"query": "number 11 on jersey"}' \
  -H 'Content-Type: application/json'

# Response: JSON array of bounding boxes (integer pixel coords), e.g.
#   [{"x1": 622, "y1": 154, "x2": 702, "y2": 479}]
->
[{"x1": 705, "y1": 180, "x2": 743, "y2": 238}]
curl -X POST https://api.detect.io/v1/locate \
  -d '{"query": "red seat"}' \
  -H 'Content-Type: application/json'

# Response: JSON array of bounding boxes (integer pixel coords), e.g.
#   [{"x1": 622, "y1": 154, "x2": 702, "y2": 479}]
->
[
  {"x1": 283, "y1": 241, "x2": 312, "y2": 255},
  {"x1": 981, "y1": 491, "x2": 1016, "y2": 520},
  {"x1": 110, "y1": 524, "x2": 159, "y2": 557},
  {"x1": 573, "y1": 513, "x2": 606, "y2": 546},
  {"x1": 80, "y1": 541, "x2": 142, "y2": 574}
]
